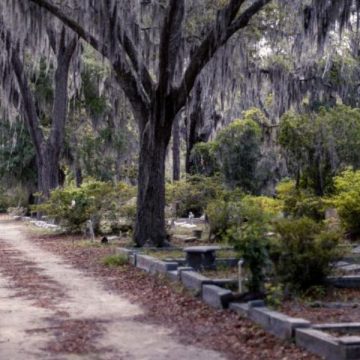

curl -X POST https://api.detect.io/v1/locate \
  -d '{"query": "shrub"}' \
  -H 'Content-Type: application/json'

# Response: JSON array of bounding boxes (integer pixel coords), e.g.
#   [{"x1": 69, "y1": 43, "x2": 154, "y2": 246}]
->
[
  {"x1": 206, "y1": 195, "x2": 280, "y2": 242},
  {"x1": 272, "y1": 217, "x2": 342, "y2": 290},
  {"x1": 167, "y1": 175, "x2": 224, "y2": 217},
  {"x1": 329, "y1": 169, "x2": 360, "y2": 236},
  {"x1": 190, "y1": 141, "x2": 219, "y2": 176},
  {"x1": 228, "y1": 197, "x2": 274, "y2": 293},
  {"x1": 216, "y1": 114, "x2": 262, "y2": 192},
  {"x1": 206, "y1": 199, "x2": 236, "y2": 241},
  {"x1": 33, "y1": 181, "x2": 136, "y2": 233},
  {"x1": 276, "y1": 180, "x2": 324, "y2": 220},
  {"x1": 207, "y1": 195, "x2": 274, "y2": 293}
]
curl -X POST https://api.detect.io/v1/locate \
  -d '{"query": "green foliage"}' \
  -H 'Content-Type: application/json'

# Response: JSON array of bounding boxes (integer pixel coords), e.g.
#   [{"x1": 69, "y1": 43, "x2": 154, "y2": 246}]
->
[
  {"x1": 272, "y1": 217, "x2": 342, "y2": 290},
  {"x1": 265, "y1": 283, "x2": 284, "y2": 308},
  {"x1": 329, "y1": 169, "x2": 360, "y2": 236},
  {"x1": 102, "y1": 254, "x2": 128, "y2": 267},
  {"x1": 190, "y1": 142, "x2": 219, "y2": 176},
  {"x1": 33, "y1": 181, "x2": 136, "y2": 233},
  {"x1": 280, "y1": 105, "x2": 360, "y2": 195},
  {"x1": 206, "y1": 194, "x2": 281, "y2": 243},
  {"x1": 0, "y1": 120, "x2": 36, "y2": 184},
  {"x1": 166, "y1": 175, "x2": 224, "y2": 217},
  {"x1": 207, "y1": 195, "x2": 276, "y2": 292},
  {"x1": 276, "y1": 180, "x2": 324, "y2": 220},
  {"x1": 227, "y1": 197, "x2": 273, "y2": 293},
  {"x1": 216, "y1": 111, "x2": 262, "y2": 192}
]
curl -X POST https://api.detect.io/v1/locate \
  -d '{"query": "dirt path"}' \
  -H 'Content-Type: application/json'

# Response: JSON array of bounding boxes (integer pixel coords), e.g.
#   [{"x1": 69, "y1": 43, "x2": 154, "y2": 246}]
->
[{"x1": 0, "y1": 218, "x2": 225, "y2": 360}]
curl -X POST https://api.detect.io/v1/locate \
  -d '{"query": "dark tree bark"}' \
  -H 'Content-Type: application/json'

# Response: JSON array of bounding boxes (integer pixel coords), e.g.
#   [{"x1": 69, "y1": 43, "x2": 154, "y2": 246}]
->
[
  {"x1": 10, "y1": 29, "x2": 77, "y2": 197},
  {"x1": 185, "y1": 82, "x2": 204, "y2": 173},
  {"x1": 172, "y1": 115, "x2": 181, "y2": 181},
  {"x1": 29, "y1": 0, "x2": 272, "y2": 245}
]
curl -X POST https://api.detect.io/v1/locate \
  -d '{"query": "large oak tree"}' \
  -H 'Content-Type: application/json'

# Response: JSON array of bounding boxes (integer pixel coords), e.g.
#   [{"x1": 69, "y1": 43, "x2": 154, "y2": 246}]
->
[{"x1": 20, "y1": 0, "x2": 359, "y2": 246}]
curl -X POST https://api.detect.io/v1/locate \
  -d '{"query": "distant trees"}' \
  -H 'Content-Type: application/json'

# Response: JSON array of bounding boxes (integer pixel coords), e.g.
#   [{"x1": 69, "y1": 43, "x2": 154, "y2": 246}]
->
[
  {"x1": 280, "y1": 105, "x2": 360, "y2": 195},
  {"x1": 0, "y1": 23, "x2": 77, "y2": 197}
]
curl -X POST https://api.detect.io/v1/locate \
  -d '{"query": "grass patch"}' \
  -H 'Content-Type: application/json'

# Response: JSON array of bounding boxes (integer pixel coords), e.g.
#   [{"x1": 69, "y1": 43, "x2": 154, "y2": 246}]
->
[
  {"x1": 143, "y1": 249, "x2": 184, "y2": 260},
  {"x1": 102, "y1": 254, "x2": 128, "y2": 267}
]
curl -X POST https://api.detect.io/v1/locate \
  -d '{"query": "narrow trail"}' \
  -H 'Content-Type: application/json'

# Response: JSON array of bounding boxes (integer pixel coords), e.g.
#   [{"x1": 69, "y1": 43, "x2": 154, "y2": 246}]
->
[{"x1": 0, "y1": 218, "x2": 225, "y2": 360}]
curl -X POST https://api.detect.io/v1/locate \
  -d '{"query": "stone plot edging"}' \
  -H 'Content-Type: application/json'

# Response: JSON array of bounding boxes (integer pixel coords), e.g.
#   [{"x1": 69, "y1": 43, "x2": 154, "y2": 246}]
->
[
  {"x1": 135, "y1": 254, "x2": 178, "y2": 274},
  {"x1": 120, "y1": 247, "x2": 360, "y2": 359},
  {"x1": 229, "y1": 301, "x2": 310, "y2": 340}
]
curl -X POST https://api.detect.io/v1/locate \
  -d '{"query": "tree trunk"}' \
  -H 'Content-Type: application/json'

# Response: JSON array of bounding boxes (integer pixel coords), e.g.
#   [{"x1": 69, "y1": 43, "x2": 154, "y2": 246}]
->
[
  {"x1": 172, "y1": 116, "x2": 180, "y2": 181},
  {"x1": 134, "y1": 109, "x2": 173, "y2": 247},
  {"x1": 39, "y1": 144, "x2": 61, "y2": 197}
]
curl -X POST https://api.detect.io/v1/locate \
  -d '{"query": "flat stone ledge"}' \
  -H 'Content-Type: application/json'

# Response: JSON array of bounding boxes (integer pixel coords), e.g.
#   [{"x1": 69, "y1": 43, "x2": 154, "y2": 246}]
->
[
  {"x1": 296, "y1": 328, "x2": 340, "y2": 360},
  {"x1": 229, "y1": 300, "x2": 266, "y2": 318},
  {"x1": 229, "y1": 302, "x2": 250, "y2": 317},
  {"x1": 177, "y1": 266, "x2": 194, "y2": 279},
  {"x1": 166, "y1": 270, "x2": 179, "y2": 282},
  {"x1": 249, "y1": 307, "x2": 310, "y2": 340},
  {"x1": 314, "y1": 323, "x2": 360, "y2": 334},
  {"x1": 136, "y1": 254, "x2": 178, "y2": 274},
  {"x1": 180, "y1": 271, "x2": 214, "y2": 293},
  {"x1": 202, "y1": 285, "x2": 233, "y2": 309}
]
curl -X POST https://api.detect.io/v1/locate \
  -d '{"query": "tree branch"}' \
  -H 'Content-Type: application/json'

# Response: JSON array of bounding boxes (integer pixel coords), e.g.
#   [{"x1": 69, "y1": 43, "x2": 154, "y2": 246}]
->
[
  {"x1": 28, "y1": 0, "x2": 152, "y2": 114},
  {"x1": 158, "y1": 0, "x2": 185, "y2": 95},
  {"x1": 173, "y1": 0, "x2": 271, "y2": 113},
  {"x1": 49, "y1": 34, "x2": 78, "y2": 150},
  {"x1": 10, "y1": 46, "x2": 44, "y2": 158}
]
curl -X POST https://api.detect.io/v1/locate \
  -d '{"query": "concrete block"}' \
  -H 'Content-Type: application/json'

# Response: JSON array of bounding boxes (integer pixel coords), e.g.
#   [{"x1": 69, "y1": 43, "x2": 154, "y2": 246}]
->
[
  {"x1": 152, "y1": 260, "x2": 178, "y2": 274},
  {"x1": 267, "y1": 312, "x2": 310, "y2": 339},
  {"x1": 249, "y1": 307, "x2": 310, "y2": 339},
  {"x1": 202, "y1": 284, "x2": 233, "y2": 309},
  {"x1": 296, "y1": 328, "x2": 341, "y2": 360},
  {"x1": 166, "y1": 270, "x2": 179, "y2": 282},
  {"x1": 248, "y1": 300, "x2": 265, "y2": 308},
  {"x1": 229, "y1": 302, "x2": 250, "y2": 317},
  {"x1": 180, "y1": 271, "x2": 213, "y2": 293},
  {"x1": 177, "y1": 266, "x2": 193, "y2": 279},
  {"x1": 339, "y1": 336, "x2": 360, "y2": 359},
  {"x1": 136, "y1": 254, "x2": 159, "y2": 273},
  {"x1": 249, "y1": 307, "x2": 272, "y2": 328}
]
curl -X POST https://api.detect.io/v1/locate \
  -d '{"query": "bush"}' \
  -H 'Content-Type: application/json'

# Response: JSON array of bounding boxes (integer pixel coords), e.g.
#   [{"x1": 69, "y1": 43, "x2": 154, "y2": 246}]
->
[
  {"x1": 167, "y1": 175, "x2": 223, "y2": 217},
  {"x1": 276, "y1": 180, "x2": 324, "y2": 220},
  {"x1": 216, "y1": 114, "x2": 262, "y2": 192},
  {"x1": 329, "y1": 169, "x2": 360, "y2": 236},
  {"x1": 206, "y1": 194, "x2": 281, "y2": 243},
  {"x1": 190, "y1": 142, "x2": 219, "y2": 176},
  {"x1": 272, "y1": 217, "x2": 342, "y2": 290},
  {"x1": 207, "y1": 195, "x2": 275, "y2": 292},
  {"x1": 33, "y1": 181, "x2": 136, "y2": 233}
]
